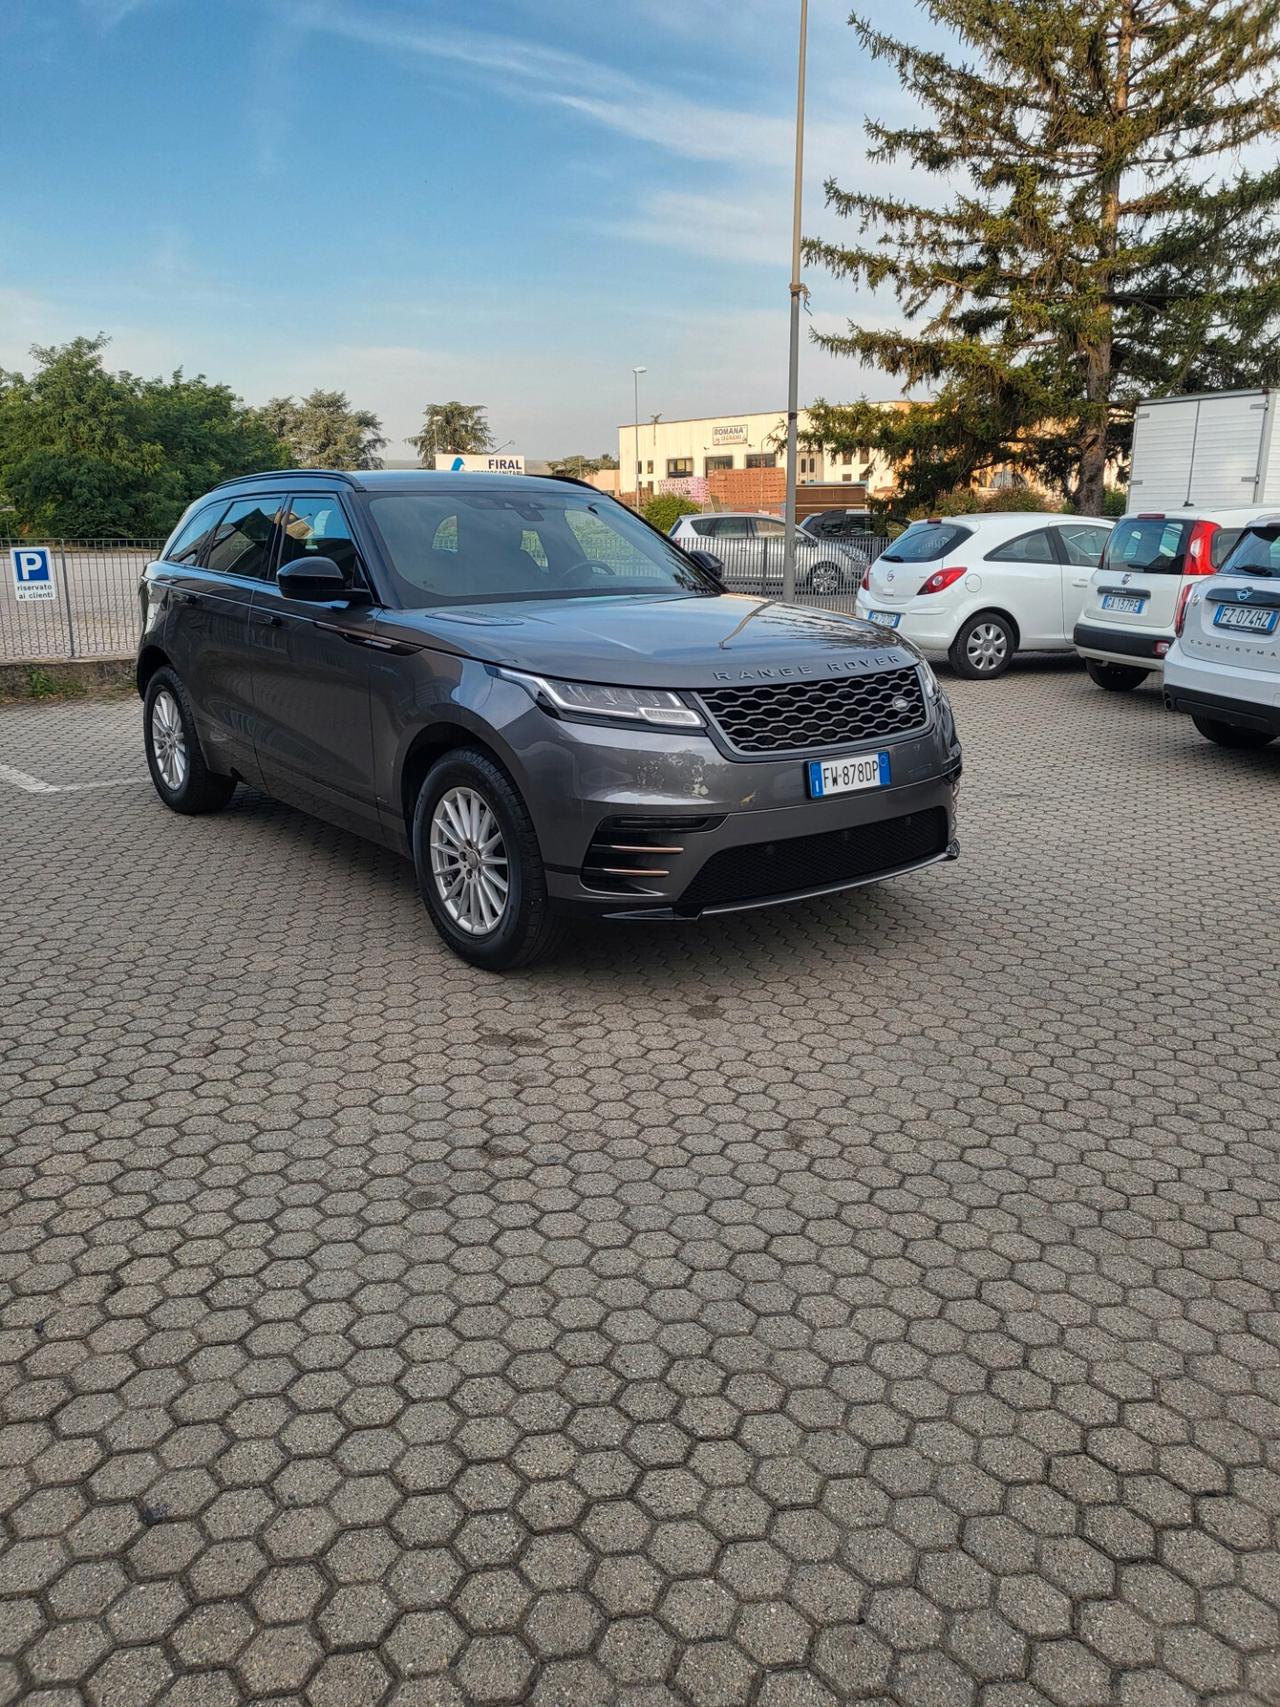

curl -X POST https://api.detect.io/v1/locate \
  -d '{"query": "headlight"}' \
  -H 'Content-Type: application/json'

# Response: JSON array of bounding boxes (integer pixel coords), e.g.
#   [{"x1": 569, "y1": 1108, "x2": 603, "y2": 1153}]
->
[
  {"x1": 918, "y1": 658, "x2": 941, "y2": 698},
  {"x1": 498, "y1": 668, "x2": 703, "y2": 729}
]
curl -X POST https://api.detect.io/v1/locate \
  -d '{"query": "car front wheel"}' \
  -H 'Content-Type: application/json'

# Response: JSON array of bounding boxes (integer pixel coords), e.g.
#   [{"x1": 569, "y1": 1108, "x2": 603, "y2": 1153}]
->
[
  {"x1": 1191, "y1": 716, "x2": 1275, "y2": 750},
  {"x1": 1085, "y1": 659, "x2": 1149, "y2": 692},
  {"x1": 413, "y1": 749, "x2": 568, "y2": 971},
  {"x1": 804, "y1": 560, "x2": 849, "y2": 596},
  {"x1": 949, "y1": 613, "x2": 1015, "y2": 679},
  {"x1": 143, "y1": 668, "x2": 236, "y2": 814}
]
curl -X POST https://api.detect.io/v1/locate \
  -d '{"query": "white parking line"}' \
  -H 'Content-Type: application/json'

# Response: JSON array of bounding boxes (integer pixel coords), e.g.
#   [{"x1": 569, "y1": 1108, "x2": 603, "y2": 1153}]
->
[{"x1": 0, "y1": 762, "x2": 142, "y2": 795}]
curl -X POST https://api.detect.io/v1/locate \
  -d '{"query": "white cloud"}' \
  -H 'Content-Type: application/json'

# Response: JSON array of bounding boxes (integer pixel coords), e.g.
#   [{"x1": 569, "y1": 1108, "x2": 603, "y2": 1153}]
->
[{"x1": 78, "y1": 0, "x2": 157, "y2": 27}]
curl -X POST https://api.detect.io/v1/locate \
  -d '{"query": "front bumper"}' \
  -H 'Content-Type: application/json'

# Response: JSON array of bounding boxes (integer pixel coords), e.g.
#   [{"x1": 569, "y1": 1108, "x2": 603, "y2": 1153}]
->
[
  {"x1": 1073, "y1": 621, "x2": 1170, "y2": 670},
  {"x1": 523, "y1": 696, "x2": 962, "y2": 920}
]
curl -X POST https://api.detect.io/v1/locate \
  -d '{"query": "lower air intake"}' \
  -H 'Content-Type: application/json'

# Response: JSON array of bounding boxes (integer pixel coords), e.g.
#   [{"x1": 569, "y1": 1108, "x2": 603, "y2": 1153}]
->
[{"x1": 677, "y1": 808, "x2": 948, "y2": 912}]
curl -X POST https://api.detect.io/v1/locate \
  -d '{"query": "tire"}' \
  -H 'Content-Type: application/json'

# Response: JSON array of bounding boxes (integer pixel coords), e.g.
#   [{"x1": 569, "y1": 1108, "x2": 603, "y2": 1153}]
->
[
  {"x1": 1085, "y1": 659, "x2": 1149, "y2": 692},
  {"x1": 948, "y1": 613, "x2": 1016, "y2": 680},
  {"x1": 1191, "y1": 716, "x2": 1275, "y2": 750},
  {"x1": 143, "y1": 668, "x2": 236, "y2": 815},
  {"x1": 804, "y1": 560, "x2": 849, "y2": 596},
  {"x1": 412, "y1": 749, "x2": 568, "y2": 971}
]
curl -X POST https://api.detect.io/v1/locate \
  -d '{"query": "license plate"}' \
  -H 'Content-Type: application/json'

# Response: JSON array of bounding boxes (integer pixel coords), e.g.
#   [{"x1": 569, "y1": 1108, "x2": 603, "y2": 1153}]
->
[
  {"x1": 1101, "y1": 593, "x2": 1145, "y2": 614},
  {"x1": 1214, "y1": 603, "x2": 1278, "y2": 634},
  {"x1": 869, "y1": 610, "x2": 901, "y2": 628},
  {"x1": 807, "y1": 751, "x2": 891, "y2": 798}
]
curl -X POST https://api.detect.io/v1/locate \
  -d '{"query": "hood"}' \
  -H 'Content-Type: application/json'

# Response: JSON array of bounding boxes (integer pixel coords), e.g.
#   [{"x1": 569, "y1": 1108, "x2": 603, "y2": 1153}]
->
[{"x1": 379, "y1": 592, "x2": 920, "y2": 689}]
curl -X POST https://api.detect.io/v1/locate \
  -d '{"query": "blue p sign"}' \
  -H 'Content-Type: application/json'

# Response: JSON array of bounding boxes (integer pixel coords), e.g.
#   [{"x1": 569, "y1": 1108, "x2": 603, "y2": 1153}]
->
[{"x1": 10, "y1": 546, "x2": 56, "y2": 603}]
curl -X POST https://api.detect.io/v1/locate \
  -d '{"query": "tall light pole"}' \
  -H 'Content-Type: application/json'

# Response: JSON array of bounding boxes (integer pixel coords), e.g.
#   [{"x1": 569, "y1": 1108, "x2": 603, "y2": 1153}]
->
[
  {"x1": 632, "y1": 366, "x2": 647, "y2": 507},
  {"x1": 781, "y1": 0, "x2": 809, "y2": 605}
]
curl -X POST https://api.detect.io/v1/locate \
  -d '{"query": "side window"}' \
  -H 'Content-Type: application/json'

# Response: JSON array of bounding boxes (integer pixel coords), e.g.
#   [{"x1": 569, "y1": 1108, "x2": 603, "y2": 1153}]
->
[
  {"x1": 753, "y1": 519, "x2": 785, "y2": 539},
  {"x1": 205, "y1": 497, "x2": 280, "y2": 579},
  {"x1": 277, "y1": 496, "x2": 363, "y2": 582},
  {"x1": 986, "y1": 528, "x2": 1056, "y2": 565},
  {"x1": 164, "y1": 500, "x2": 228, "y2": 567},
  {"x1": 564, "y1": 508, "x2": 658, "y2": 576},
  {"x1": 712, "y1": 517, "x2": 753, "y2": 539},
  {"x1": 1211, "y1": 528, "x2": 1242, "y2": 567},
  {"x1": 1055, "y1": 525, "x2": 1112, "y2": 567}
]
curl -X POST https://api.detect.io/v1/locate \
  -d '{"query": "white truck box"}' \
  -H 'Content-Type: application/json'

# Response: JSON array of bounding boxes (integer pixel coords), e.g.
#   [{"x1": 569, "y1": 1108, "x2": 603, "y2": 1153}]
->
[{"x1": 1128, "y1": 389, "x2": 1279, "y2": 510}]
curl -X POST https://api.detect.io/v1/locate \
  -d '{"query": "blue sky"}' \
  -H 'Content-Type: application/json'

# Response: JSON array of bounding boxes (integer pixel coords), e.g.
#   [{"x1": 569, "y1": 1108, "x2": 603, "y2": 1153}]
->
[{"x1": 1, "y1": 0, "x2": 924, "y2": 457}]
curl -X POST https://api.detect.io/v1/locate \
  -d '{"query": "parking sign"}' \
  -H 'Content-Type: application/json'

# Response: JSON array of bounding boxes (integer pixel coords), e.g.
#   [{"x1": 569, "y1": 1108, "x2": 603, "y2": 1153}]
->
[{"x1": 10, "y1": 546, "x2": 56, "y2": 603}]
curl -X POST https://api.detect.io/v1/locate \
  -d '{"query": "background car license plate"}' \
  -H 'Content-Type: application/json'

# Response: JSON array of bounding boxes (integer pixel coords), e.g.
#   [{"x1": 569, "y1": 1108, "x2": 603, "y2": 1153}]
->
[
  {"x1": 1101, "y1": 593, "x2": 1145, "y2": 614},
  {"x1": 869, "y1": 610, "x2": 901, "y2": 628},
  {"x1": 807, "y1": 751, "x2": 891, "y2": 798},
  {"x1": 1214, "y1": 604, "x2": 1278, "y2": 633}
]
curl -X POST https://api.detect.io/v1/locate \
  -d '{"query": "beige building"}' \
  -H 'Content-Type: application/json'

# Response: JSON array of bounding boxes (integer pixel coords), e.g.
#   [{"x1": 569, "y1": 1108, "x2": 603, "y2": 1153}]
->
[{"x1": 618, "y1": 408, "x2": 898, "y2": 501}]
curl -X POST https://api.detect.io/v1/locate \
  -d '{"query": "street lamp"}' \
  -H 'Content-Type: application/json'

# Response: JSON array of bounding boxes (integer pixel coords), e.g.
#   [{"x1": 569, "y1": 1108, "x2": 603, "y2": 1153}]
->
[
  {"x1": 782, "y1": 0, "x2": 808, "y2": 605},
  {"x1": 633, "y1": 367, "x2": 647, "y2": 507}
]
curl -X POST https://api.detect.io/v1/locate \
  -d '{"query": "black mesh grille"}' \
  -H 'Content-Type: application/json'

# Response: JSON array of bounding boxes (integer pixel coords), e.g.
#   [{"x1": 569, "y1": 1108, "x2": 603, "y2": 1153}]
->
[
  {"x1": 677, "y1": 808, "x2": 948, "y2": 912},
  {"x1": 698, "y1": 667, "x2": 927, "y2": 754}
]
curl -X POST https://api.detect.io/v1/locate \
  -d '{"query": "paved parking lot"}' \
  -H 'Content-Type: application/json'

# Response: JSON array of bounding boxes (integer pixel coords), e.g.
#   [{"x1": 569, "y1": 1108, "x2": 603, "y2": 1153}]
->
[{"x1": 2, "y1": 663, "x2": 1278, "y2": 1707}]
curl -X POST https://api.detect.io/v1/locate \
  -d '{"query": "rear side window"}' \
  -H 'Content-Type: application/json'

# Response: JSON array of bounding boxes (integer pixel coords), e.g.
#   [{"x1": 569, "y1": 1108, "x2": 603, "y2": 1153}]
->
[
  {"x1": 882, "y1": 523, "x2": 973, "y2": 563},
  {"x1": 1211, "y1": 528, "x2": 1243, "y2": 567},
  {"x1": 277, "y1": 496, "x2": 363, "y2": 582},
  {"x1": 1103, "y1": 518, "x2": 1191, "y2": 575},
  {"x1": 1219, "y1": 525, "x2": 1280, "y2": 578},
  {"x1": 205, "y1": 497, "x2": 279, "y2": 578},
  {"x1": 164, "y1": 500, "x2": 228, "y2": 566}
]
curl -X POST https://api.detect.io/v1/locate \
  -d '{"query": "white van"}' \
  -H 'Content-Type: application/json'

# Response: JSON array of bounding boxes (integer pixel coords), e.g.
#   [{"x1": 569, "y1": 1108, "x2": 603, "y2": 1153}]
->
[
  {"x1": 1072, "y1": 508, "x2": 1261, "y2": 690},
  {"x1": 1164, "y1": 516, "x2": 1280, "y2": 748}
]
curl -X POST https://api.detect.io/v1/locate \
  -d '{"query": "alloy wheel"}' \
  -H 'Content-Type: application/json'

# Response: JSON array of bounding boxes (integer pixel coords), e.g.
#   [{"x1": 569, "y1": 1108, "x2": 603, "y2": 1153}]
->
[
  {"x1": 429, "y1": 786, "x2": 511, "y2": 935},
  {"x1": 151, "y1": 690, "x2": 188, "y2": 792}
]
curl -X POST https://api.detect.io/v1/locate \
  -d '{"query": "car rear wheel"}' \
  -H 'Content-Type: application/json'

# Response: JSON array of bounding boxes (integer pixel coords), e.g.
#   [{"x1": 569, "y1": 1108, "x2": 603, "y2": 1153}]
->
[
  {"x1": 1191, "y1": 716, "x2": 1275, "y2": 750},
  {"x1": 413, "y1": 749, "x2": 568, "y2": 971},
  {"x1": 1085, "y1": 659, "x2": 1149, "y2": 692},
  {"x1": 804, "y1": 560, "x2": 849, "y2": 596},
  {"x1": 143, "y1": 668, "x2": 236, "y2": 814},
  {"x1": 949, "y1": 613, "x2": 1015, "y2": 680}
]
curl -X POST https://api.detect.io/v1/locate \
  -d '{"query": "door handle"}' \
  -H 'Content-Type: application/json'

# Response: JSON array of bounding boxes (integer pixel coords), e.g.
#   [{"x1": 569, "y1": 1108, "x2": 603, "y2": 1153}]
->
[
  {"x1": 174, "y1": 590, "x2": 197, "y2": 606},
  {"x1": 1072, "y1": 578, "x2": 1089, "y2": 587},
  {"x1": 252, "y1": 609, "x2": 282, "y2": 628}
]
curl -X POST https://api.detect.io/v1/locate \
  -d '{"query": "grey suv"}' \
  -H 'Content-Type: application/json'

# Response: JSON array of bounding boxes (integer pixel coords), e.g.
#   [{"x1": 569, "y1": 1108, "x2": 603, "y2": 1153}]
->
[{"x1": 138, "y1": 471, "x2": 962, "y2": 968}]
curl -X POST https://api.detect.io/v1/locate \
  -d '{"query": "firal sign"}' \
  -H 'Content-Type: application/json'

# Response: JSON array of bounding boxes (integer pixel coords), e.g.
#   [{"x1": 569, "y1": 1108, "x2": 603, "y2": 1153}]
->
[
  {"x1": 10, "y1": 546, "x2": 56, "y2": 603},
  {"x1": 434, "y1": 454, "x2": 525, "y2": 475},
  {"x1": 711, "y1": 423, "x2": 749, "y2": 446}
]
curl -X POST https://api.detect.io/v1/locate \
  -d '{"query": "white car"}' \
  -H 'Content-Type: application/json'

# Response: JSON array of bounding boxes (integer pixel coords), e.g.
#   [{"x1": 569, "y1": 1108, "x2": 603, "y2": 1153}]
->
[
  {"x1": 1164, "y1": 515, "x2": 1280, "y2": 748},
  {"x1": 1072, "y1": 507, "x2": 1260, "y2": 691},
  {"x1": 855, "y1": 512, "x2": 1113, "y2": 679}
]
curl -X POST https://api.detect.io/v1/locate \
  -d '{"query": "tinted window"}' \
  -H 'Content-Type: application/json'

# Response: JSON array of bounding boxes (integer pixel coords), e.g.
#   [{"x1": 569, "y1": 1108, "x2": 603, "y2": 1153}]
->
[
  {"x1": 367, "y1": 490, "x2": 716, "y2": 606},
  {"x1": 165, "y1": 500, "x2": 228, "y2": 567},
  {"x1": 1211, "y1": 527, "x2": 1243, "y2": 567},
  {"x1": 1053, "y1": 524, "x2": 1111, "y2": 567},
  {"x1": 882, "y1": 523, "x2": 973, "y2": 563},
  {"x1": 205, "y1": 498, "x2": 279, "y2": 578},
  {"x1": 1103, "y1": 518, "x2": 1191, "y2": 575},
  {"x1": 277, "y1": 496, "x2": 363, "y2": 582},
  {"x1": 1219, "y1": 524, "x2": 1280, "y2": 578},
  {"x1": 986, "y1": 528, "x2": 1056, "y2": 565}
]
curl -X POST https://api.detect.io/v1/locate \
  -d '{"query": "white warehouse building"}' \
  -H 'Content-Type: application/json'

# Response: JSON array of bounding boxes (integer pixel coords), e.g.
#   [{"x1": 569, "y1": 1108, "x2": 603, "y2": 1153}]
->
[{"x1": 617, "y1": 408, "x2": 899, "y2": 501}]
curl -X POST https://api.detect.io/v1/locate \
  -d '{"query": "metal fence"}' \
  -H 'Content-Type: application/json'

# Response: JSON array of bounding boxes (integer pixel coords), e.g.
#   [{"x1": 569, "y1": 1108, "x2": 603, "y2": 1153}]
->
[
  {"x1": 698, "y1": 529, "x2": 888, "y2": 615},
  {"x1": 0, "y1": 528, "x2": 890, "y2": 665},
  {"x1": 0, "y1": 541, "x2": 159, "y2": 663}
]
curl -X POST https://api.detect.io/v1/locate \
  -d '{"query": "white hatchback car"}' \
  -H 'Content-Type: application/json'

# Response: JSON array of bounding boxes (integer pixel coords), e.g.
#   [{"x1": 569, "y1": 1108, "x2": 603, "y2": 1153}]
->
[
  {"x1": 1073, "y1": 508, "x2": 1258, "y2": 692},
  {"x1": 1164, "y1": 515, "x2": 1280, "y2": 748},
  {"x1": 855, "y1": 513, "x2": 1113, "y2": 678}
]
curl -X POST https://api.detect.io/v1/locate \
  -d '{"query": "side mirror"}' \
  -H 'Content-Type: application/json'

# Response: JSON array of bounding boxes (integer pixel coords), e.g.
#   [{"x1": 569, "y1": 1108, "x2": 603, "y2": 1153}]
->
[
  {"x1": 277, "y1": 555, "x2": 367, "y2": 602},
  {"x1": 688, "y1": 549, "x2": 725, "y2": 582}
]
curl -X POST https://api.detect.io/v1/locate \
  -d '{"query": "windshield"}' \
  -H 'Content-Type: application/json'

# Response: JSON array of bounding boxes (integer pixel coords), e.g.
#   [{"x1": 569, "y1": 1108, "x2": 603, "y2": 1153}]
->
[
  {"x1": 1103, "y1": 517, "x2": 1191, "y2": 575},
  {"x1": 366, "y1": 490, "x2": 717, "y2": 607},
  {"x1": 1219, "y1": 524, "x2": 1280, "y2": 578},
  {"x1": 882, "y1": 522, "x2": 973, "y2": 563}
]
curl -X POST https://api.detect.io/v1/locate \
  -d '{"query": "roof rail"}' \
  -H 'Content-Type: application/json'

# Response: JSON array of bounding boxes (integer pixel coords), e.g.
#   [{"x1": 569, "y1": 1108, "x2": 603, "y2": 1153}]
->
[{"x1": 205, "y1": 467, "x2": 361, "y2": 493}]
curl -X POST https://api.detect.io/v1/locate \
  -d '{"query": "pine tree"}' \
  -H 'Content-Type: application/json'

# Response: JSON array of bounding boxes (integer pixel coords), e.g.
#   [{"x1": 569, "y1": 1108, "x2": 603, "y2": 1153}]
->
[
  {"x1": 806, "y1": 3, "x2": 1280, "y2": 513},
  {"x1": 409, "y1": 403, "x2": 494, "y2": 463}
]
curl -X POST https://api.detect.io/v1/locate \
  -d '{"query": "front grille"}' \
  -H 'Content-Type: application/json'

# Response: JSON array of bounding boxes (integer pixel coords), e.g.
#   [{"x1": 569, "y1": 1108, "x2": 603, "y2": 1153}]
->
[
  {"x1": 677, "y1": 808, "x2": 948, "y2": 912},
  {"x1": 698, "y1": 666, "x2": 927, "y2": 754}
]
